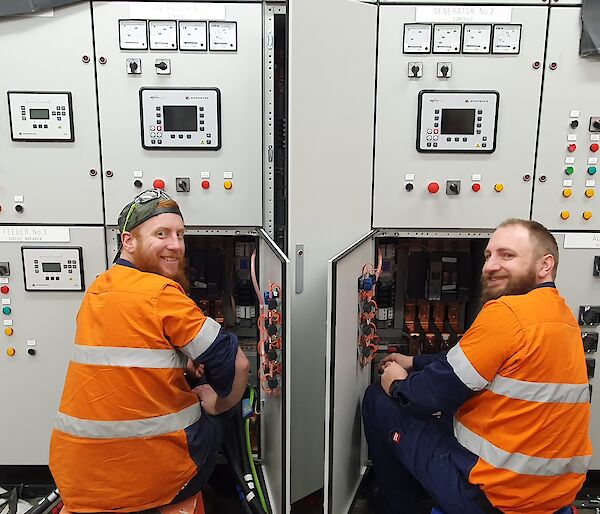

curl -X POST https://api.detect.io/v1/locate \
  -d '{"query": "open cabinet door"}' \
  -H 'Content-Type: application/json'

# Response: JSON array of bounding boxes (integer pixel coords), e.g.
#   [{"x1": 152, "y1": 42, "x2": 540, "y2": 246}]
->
[
  {"x1": 324, "y1": 231, "x2": 377, "y2": 514},
  {"x1": 257, "y1": 228, "x2": 290, "y2": 514}
]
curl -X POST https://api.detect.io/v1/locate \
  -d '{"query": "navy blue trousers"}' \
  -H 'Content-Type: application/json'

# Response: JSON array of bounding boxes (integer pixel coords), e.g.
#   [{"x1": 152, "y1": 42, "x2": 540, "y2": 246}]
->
[{"x1": 362, "y1": 383, "x2": 497, "y2": 514}]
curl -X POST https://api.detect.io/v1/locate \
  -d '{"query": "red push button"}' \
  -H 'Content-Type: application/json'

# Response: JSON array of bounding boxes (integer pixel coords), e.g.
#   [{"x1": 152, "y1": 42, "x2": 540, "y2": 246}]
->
[
  {"x1": 153, "y1": 179, "x2": 165, "y2": 189},
  {"x1": 567, "y1": 144, "x2": 577, "y2": 153},
  {"x1": 427, "y1": 182, "x2": 440, "y2": 194},
  {"x1": 0, "y1": 286, "x2": 9, "y2": 294},
  {"x1": 201, "y1": 180, "x2": 210, "y2": 190},
  {"x1": 591, "y1": 143, "x2": 599, "y2": 153},
  {"x1": 472, "y1": 183, "x2": 481, "y2": 192}
]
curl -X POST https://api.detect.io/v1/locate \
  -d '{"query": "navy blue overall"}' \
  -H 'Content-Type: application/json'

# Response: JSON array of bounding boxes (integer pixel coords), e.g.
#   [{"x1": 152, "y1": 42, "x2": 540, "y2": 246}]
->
[{"x1": 362, "y1": 383, "x2": 574, "y2": 514}]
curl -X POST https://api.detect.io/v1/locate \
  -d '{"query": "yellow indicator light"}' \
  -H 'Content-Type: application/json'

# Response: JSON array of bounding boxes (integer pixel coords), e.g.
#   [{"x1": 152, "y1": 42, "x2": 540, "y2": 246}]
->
[
  {"x1": 585, "y1": 189, "x2": 595, "y2": 198},
  {"x1": 4, "y1": 327, "x2": 13, "y2": 336},
  {"x1": 224, "y1": 180, "x2": 233, "y2": 190},
  {"x1": 560, "y1": 211, "x2": 570, "y2": 220},
  {"x1": 562, "y1": 189, "x2": 572, "y2": 198},
  {"x1": 6, "y1": 347, "x2": 15, "y2": 356},
  {"x1": 494, "y1": 183, "x2": 504, "y2": 192},
  {"x1": 583, "y1": 211, "x2": 593, "y2": 220}
]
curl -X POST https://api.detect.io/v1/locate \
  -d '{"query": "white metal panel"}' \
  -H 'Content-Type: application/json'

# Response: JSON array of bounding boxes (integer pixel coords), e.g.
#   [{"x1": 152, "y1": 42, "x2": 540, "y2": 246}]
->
[
  {"x1": 0, "y1": 4, "x2": 103, "y2": 224},
  {"x1": 287, "y1": 0, "x2": 377, "y2": 500},
  {"x1": 553, "y1": 233, "x2": 600, "y2": 468},
  {"x1": 533, "y1": 7, "x2": 600, "y2": 230},
  {"x1": 93, "y1": 2, "x2": 263, "y2": 227},
  {"x1": 324, "y1": 232, "x2": 375, "y2": 514},
  {"x1": 258, "y1": 228, "x2": 290, "y2": 514},
  {"x1": 373, "y1": 5, "x2": 547, "y2": 229},
  {"x1": 0, "y1": 228, "x2": 108, "y2": 464},
  {"x1": 380, "y1": 0, "x2": 548, "y2": 4}
]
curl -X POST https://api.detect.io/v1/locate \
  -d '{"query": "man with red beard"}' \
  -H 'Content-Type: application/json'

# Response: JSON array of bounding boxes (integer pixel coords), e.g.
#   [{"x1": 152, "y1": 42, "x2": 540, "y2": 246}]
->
[
  {"x1": 50, "y1": 189, "x2": 249, "y2": 513},
  {"x1": 363, "y1": 219, "x2": 591, "y2": 514}
]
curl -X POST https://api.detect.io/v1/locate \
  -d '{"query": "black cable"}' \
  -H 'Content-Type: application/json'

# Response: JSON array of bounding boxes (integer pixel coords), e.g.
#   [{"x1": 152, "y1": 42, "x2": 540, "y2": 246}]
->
[{"x1": 222, "y1": 409, "x2": 265, "y2": 514}]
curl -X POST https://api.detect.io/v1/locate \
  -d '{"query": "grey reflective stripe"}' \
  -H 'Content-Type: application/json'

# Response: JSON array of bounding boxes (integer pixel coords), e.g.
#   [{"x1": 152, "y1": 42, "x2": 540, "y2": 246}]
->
[
  {"x1": 180, "y1": 317, "x2": 221, "y2": 360},
  {"x1": 454, "y1": 419, "x2": 591, "y2": 476},
  {"x1": 447, "y1": 344, "x2": 488, "y2": 391},
  {"x1": 55, "y1": 402, "x2": 201, "y2": 439},
  {"x1": 487, "y1": 375, "x2": 590, "y2": 404},
  {"x1": 71, "y1": 345, "x2": 187, "y2": 369}
]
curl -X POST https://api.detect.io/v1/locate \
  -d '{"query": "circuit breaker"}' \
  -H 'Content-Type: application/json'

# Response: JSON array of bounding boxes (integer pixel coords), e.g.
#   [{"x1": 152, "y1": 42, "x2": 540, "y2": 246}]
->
[
  {"x1": 0, "y1": 4, "x2": 103, "y2": 224},
  {"x1": 93, "y1": 2, "x2": 263, "y2": 227},
  {"x1": 373, "y1": 5, "x2": 547, "y2": 229}
]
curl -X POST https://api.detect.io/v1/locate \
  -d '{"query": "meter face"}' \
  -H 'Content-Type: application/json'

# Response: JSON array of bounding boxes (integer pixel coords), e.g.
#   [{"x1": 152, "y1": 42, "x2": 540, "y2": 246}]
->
[
  {"x1": 492, "y1": 24, "x2": 522, "y2": 54},
  {"x1": 462, "y1": 24, "x2": 492, "y2": 54},
  {"x1": 119, "y1": 19, "x2": 147, "y2": 50},
  {"x1": 403, "y1": 24, "x2": 432, "y2": 54},
  {"x1": 433, "y1": 24, "x2": 461, "y2": 54}
]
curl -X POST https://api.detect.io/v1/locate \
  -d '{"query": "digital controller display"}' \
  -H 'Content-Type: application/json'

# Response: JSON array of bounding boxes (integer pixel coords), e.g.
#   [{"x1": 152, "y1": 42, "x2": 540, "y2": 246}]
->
[
  {"x1": 29, "y1": 109, "x2": 50, "y2": 120},
  {"x1": 163, "y1": 106, "x2": 198, "y2": 132},
  {"x1": 441, "y1": 109, "x2": 475, "y2": 135}
]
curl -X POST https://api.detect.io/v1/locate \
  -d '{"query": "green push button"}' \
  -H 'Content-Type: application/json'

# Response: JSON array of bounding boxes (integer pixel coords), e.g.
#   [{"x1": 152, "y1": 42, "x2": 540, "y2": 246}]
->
[
  {"x1": 565, "y1": 166, "x2": 575, "y2": 175},
  {"x1": 2, "y1": 306, "x2": 11, "y2": 315},
  {"x1": 588, "y1": 166, "x2": 597, "y2": 175}
]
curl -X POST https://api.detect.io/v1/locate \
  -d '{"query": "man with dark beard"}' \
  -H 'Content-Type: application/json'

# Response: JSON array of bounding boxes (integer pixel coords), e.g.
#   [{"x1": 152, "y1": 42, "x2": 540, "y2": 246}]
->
[
  {"x1": 362, "y1": 219, "x2": 591, "y2": 514},
  {"x1": 49, "y1": 189, "x2": 249, "y2": 513}
]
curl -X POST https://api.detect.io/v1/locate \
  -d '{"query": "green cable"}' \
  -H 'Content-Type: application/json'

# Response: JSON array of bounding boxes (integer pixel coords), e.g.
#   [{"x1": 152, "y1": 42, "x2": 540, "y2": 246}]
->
[{"x1": 245, "y1": 389, "x2": 269, "y2": 513}]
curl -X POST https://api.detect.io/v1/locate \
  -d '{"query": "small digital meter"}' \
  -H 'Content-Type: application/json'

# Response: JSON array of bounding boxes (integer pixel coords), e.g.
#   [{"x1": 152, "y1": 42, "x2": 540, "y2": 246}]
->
[
  {"x1": 416, "y1": 90, "x2": 499, "y2": 153},
  {"x1": 8, "y1": 91, "x2": 74, "y2": 142}
]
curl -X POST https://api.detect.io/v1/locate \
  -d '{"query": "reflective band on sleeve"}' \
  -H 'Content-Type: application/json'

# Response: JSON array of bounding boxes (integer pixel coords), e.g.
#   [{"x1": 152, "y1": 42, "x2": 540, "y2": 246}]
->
[
  {"x1": 55, "y1": 402, "x2": 201, "y2": 439},
  {"x1": 71, "y1": 345, "x2": 188, "y2": 369},
  {"x1": 180, "y1": 317, "x2": 221, "y2": 360},
  {"x1": 245, "y1": 492, "x2": 255, "y2": 502},
  {"x1": 488, "y1": 375, "x2": 590, "y2": 404},
  {"x1": 447, "y1": 344, "x2": 488, "y2": 391},
  {"x1": 454, "y1": 419, "x2": 591, "y2": 476}
]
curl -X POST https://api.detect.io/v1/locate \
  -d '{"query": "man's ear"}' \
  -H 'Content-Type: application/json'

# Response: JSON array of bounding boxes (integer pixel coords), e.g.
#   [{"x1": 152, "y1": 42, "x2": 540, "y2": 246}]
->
[
  {"x1": 538, "y1": 253, "x2": 555, "y2": 280},
  {"x1": 121, "y1": 231, "x2": 135, "y2": 254}
]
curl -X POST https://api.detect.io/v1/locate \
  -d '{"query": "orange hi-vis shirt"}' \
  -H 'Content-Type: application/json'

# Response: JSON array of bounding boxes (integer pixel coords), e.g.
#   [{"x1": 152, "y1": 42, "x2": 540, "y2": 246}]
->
[
  {"x1": 49, "y1": 263, "x2": 235, "y2": 513},
  {"x1": 447, "y1": 286, "x2": 592, "y2": 514}
]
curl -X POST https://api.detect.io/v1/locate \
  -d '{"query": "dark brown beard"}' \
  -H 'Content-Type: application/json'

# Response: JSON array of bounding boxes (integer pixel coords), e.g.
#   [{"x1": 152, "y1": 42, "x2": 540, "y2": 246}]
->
[
  {"x1": 133, "y1": 251, "x2": 190, "y2": 293},
  {"x1": 480, "y1": 266, "x2": 538, "y2": 306}
]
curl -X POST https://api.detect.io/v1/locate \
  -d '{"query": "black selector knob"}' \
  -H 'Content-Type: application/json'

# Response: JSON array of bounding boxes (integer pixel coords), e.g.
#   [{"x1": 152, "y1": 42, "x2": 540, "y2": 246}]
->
[
  {"x1": 129, "y1": 61, "x2": 138, "y2": 73},
  {"x1": 583, "y1": 332, "x2": 599, "y2": 353},
  {"x1": 28, "y1": 348, "x2": 36, "y2": 356},
  {"x1": 594, "y1": 120, "x2": 600, "y2": 130},
  {"x1": 406, "y1": 183, "x2": 414, "y2": 192},
  {"x1": 570, "y1": 120, "x2": 579, "y2": 129},
  {"x1": 587, "y1": 358, "x2": 596, "y2": 379},
  {"x1": 449, "y1": 183, "x2": 459, "y2": 193},
  {"x1": 580, "y1": 306, "x2": 600, "y2": 326},
  {"x1": 440, "y1": 65, "x2": 449, "y2": 77},
  {"x1": 15, "y1": 205, "x2": 24, "y2": 213},
  {"x1": 155, "y1": 61, "x2": 168, "y2": 71},
  {"x1": 411, "y1": 65, "x2": 420, "y2": 77},
  {"x1": 133, "y1": 180, "x2": 143, "y2": 188}
]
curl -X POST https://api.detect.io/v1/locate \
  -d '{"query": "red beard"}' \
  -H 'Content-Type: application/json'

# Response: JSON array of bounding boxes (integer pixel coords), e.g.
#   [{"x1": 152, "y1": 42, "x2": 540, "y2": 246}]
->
[{"x1": 133, "y1": 251, "x2": 190, "y2": 293}]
